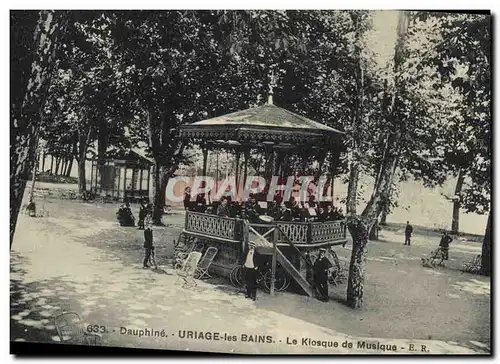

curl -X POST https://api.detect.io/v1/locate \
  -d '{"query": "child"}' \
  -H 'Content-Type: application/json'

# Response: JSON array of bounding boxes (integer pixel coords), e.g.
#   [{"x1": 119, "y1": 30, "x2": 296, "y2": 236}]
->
[{"x1": 143, "y1": 215, "x2": 157, "y2": 269}]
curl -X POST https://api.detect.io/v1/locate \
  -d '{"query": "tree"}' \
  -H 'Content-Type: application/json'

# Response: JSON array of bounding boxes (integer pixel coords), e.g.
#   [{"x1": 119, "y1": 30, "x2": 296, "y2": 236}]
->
[
  {"x1": 10, "y1": 10, "x2": 67, "y2": 247},
  {"x1": 343, "y1": 11, "x2": 413, "y2": 308},
  {"x1": 399, "y1": 12, "x2": 491, "y2": 236}
]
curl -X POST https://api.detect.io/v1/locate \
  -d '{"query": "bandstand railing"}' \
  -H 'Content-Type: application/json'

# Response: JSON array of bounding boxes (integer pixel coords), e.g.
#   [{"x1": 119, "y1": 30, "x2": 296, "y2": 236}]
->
[
  {"x1": 310, "y1": 220, "x2": 346, "y2": 244},
  {"x1": 183, "y1": 211, "x2": 346, "y2": 245},
  {"x1": 276, "y1": 222, "x2": 309, "y2": 245},
  {"x1": 184, "y1": 211, "x2": 241, "y2": 242}
]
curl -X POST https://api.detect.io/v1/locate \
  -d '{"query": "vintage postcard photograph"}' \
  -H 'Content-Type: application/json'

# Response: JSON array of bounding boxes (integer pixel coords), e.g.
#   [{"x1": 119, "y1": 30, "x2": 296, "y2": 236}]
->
[{"x1": 9, "y1": 9, "x2": 491, "y2": 355}]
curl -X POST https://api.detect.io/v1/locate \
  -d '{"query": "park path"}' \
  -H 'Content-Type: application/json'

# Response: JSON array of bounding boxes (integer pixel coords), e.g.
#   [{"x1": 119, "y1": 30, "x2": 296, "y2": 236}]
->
[{"x1": 10, "y1": 210, "x2": 489, "y2": 355}]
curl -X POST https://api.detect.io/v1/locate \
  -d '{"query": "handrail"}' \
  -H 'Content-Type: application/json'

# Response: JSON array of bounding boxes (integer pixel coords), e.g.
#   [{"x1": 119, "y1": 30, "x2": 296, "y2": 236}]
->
[
  {"x1": 275, "y1": 225, "x2": 313, "y2": 271},
  {"x1": 248, "y1": 225, "x2": 276, "y2": 246}
]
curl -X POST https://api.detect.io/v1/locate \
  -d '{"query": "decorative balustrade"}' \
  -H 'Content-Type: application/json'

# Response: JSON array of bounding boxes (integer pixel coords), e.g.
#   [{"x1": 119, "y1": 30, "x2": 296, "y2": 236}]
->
[
  {"x1": 310, "y1": 220, "x2": 346, "y2": 244},
  {"x1": 185, "y1": 212, "x2": 241, "y2": 242},
  {"x1": 276, "y1": 222, "x2": 309, "y2": 244},
  {"x1": 184, "y1": 212, "x2": 346, "y2": 245}
]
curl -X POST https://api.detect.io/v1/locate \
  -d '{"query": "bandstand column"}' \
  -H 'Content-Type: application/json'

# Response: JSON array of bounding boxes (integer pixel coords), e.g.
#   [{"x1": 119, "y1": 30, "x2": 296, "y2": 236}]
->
[
  {"x1": 202, "y1": 148, "x2": 209, "y2": 177},
  {"x1": 235, "y1": 151, "x2": 240, "y2": 199},
  {"x1": 243, "y1": 149, "x2": 249, "y2": 192}
]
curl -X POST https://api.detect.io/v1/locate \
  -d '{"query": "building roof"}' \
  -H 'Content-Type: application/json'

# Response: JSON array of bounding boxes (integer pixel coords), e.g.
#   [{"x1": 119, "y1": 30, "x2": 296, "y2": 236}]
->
[
  {"x1": 179, "y1": 103, "x2": 344, "y2": 148},
  {"x1": 95, "y1": 148, "x2": 154, "y2": 166}
]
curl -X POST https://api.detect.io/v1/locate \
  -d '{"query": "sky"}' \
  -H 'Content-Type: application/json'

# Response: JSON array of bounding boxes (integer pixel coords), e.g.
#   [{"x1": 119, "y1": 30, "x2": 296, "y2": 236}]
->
[{"x1": 368, "y1": 10, "x2": 399, "y2": 68}]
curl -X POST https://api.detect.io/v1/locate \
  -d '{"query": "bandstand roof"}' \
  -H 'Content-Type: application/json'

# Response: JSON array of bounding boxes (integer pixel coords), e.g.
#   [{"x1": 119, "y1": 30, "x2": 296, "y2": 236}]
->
[{"x1": 179, "y1": 101, "x2": 345, "y2": 148}]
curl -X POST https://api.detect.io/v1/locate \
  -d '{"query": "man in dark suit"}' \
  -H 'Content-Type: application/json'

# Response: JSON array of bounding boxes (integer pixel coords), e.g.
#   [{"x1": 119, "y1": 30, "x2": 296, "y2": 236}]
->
[
  {"x1": 439, "y1": 231, "x2": 453, "y2": 260},
  {"x1": 183, "y1": 187, "x2": 192, "y2": 210},
  {"x1": 138, "y1": 199, "x2": 151, "y2": 230},
  {"x1": 404, "y1": 221, "x2": 413, "y2": 245},
  {"x1": 313, "y1": 248, "x2": 332, "y2": 302}
]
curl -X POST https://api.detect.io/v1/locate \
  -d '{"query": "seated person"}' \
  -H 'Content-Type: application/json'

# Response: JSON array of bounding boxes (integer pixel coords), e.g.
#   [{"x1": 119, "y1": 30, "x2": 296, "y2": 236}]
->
[
  {"x1": 205, "y1": 203, "x2": 216, "y2": 215},
  {"x1": 217, "y1": 197, "x2": 230, "y2": 217},
  {"x1": 183, "y1": 187, "x2": 192, "y2": 210},
  {"x1": 329, "y1": 205, "x2": 345, "y2": 220},
  {"x1": 278, "y1": 205, "x2": 293, "y2": 222},
  {"x1": 308, "y1": 195, "x2": 317, "y2": 209},
  {"x1": 243, "y1": 199, "x2": 259, "y2": 222},
  {"x1": 228, "y1": 201, "x2": 240, "y2": 218},
  {"x1": 195, "y1": 193, "x2": 207, "y2": 213},
  {"x1": 324, "y1": 205, "x2": 335, "y2": 221},
  {"x1": 289, "y1": 198, "x2": 303, "y2": 221},
  {"x1": 117, "y1": 202, "x2": 135, "y2": 226},
  {"x1": 316, "y1": 206, "x2": 325, "y2": 221}
]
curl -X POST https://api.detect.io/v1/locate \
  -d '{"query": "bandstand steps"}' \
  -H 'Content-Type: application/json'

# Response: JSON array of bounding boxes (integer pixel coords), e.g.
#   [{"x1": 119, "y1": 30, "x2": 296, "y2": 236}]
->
[{"x1": 276, "y1": 249, "x2": 313, "y2": 297}]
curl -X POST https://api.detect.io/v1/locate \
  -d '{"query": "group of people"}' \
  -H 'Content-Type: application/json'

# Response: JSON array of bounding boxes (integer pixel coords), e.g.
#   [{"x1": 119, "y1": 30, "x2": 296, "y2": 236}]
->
[
  {"x1": 404, "y1": 220, "x2": 454, "y2": 260},
  {"x1": 115, "y1": 199, "x2": 157, "y2": 268},
  {"x1": 116, "y1": 198, "x2": 153, "y2": 229},
  {"x1": 184, "y1": 188, "x2": 344, "y2": 223}
]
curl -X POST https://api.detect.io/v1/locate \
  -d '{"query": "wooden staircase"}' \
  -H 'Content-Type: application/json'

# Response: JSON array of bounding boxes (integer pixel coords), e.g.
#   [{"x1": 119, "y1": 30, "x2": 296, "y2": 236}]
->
[
  {"x1": 275, "y1": 248, "x2": 313, "y2": 297},
  {"x1": 246, "y1": 222, "x2": 314, "y2": 297},
  {"x1": 274, "y1": 225, "x2": 314, "y2": 297}
]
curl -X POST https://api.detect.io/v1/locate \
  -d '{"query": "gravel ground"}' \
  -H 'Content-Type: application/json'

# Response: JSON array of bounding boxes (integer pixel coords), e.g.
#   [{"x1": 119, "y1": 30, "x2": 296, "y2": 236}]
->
[{"x1": 10, "y1": 197, "x2": 490, "y2": 354}]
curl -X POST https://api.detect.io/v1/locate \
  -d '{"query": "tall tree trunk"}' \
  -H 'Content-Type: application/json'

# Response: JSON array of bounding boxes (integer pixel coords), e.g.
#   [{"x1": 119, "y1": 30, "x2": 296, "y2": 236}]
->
[
  {"x1": 345, "y1": 11, "x2": 366, "y2": 309},
  {"x1": 41, "y1": 147, "x2": 45, "y2": 173},
  {"x1": 369, "y1": 220, "x2": 379, "y2": 240},
  {"x1": 29, "y1": 143, "x2": 41, "y2": 204},
  {"x1": 97, "y1": 120, "x2": 109, "y2": 184},
  {"x1": 65, "y1": 157, "x2": 73, "y2": 177},
  {"x1": 55, "y1": 157, "x2": 61, "y2": 175},
  {"x1": 77, "y1": 159, "x2": 86, "y2": 193},
  {"x1": 451, "y1": 169, "x2": 465, "y2": 234},
  {"x1": 62, "y1": 159, "x2": 68, "y2": 176},
  {"x1": 151, "y1": 161, "x2": 162, "y2": 222},
  {"x1": 76, "y1": 127, "x2": 92, "y2": 194},
  {"x1": 66, "y1": 141, "x2": 77, "y2": 177},
  {"x1": 10, "y1": 10, "x2": 66, "y2": 247},
  {"x1": 346, "y1": 219, "x2": 369, "y2": 308},
  {"x1": 379, "y1": 210, "x2": 388, "y2": 225},
  {"x1": 50, "y1": 154, "x2": 54, "y2": 174},
  {"x1": 345, "y1": 11, "x2": 409, "y2": 309},
  {"x1": 480, "y1": 212, "x2": 491, "y2": 276}
]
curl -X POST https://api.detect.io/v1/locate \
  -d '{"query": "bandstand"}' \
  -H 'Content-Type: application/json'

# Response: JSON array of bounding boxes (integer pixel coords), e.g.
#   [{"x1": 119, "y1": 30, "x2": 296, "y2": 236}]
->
[{"x1": 177, "y1": 95, "x2": 347, "y2": 296}]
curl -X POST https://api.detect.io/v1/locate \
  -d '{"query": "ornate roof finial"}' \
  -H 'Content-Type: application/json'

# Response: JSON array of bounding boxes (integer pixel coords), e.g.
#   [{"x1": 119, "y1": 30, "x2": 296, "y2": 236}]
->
[
  {"x1": 267, "y1": 93, "x2": 273, "y2": 105},
  {"x1": 267, "y1": 79, "x2": 274, "y2": 105}
]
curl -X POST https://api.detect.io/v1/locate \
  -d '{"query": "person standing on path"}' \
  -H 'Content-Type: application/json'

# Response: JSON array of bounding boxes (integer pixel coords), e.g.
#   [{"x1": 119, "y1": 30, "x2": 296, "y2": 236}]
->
[
  {"x1": 313, "y1": 248, "x2": 332, "y2": 302},
  {"x1": 439, "y1": 231, "x2": 453, "y2": 260},
  {"x1": 143, "y1": 216, "x2": 156, "y2": 269},
  {"x1": 243, "y1": 242, "x2": 258, "y2": 301},
  {"x1": 404, "y1": 221, "x2": 413, "y2": 246},
  {"x1": 138, "y1": 199, "x2": 151, "y2": 230}
]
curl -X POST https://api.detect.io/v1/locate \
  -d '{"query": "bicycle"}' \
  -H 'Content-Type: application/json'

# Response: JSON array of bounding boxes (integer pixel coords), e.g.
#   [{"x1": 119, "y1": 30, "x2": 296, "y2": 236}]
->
[
  {"x1": 229, "y1": 264, "x2": 291, "y2": 293},
  {"x1": 421, "y1": 247, "x2": 446, "y2": 268}
]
